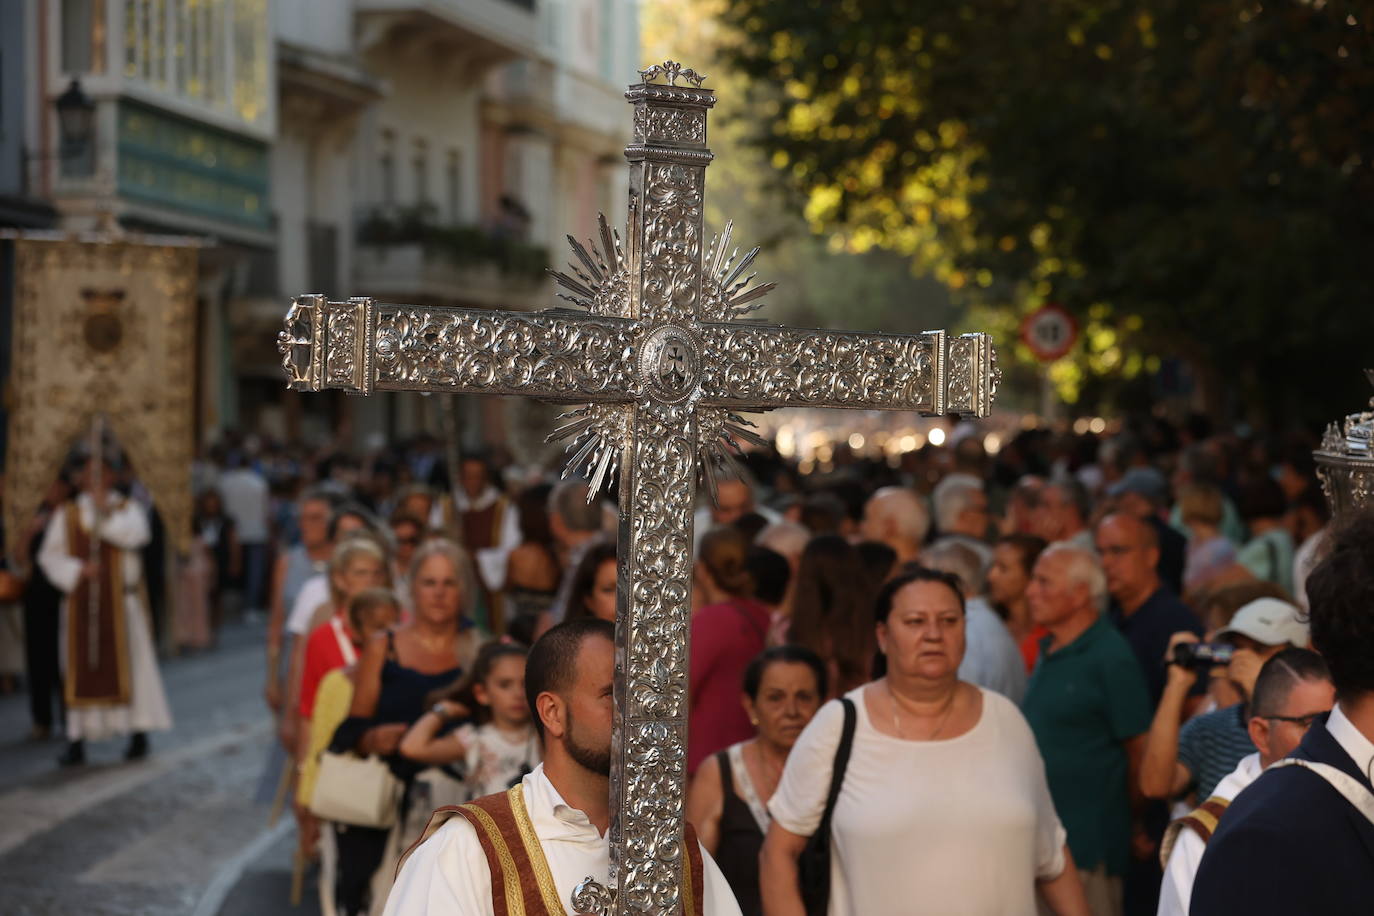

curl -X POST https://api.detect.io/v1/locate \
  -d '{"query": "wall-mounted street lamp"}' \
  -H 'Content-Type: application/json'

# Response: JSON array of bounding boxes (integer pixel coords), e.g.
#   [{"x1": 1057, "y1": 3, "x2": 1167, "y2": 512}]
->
[
  {"x1": 55, "y1": 79, "x2": 96, "y2": 157},
  {"x1": 24, "y1": 78, "x2": 97, "y2": 189}
]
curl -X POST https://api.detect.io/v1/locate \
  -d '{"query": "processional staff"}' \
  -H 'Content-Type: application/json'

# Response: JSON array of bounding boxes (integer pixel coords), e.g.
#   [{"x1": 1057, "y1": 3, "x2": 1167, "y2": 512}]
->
[
  {"x1": 279, "y1": 60, "x2": 1001, "y2": 915},
  {"x1": 86, "y1": 413, "x2": 105, "y2": 671}
]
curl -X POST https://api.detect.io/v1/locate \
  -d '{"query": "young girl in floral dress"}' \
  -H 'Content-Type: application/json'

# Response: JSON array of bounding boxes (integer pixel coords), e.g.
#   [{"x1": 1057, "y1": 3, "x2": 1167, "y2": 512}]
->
[{"x1": 399, "y1": 641, "x2": 540, "y2": 810}]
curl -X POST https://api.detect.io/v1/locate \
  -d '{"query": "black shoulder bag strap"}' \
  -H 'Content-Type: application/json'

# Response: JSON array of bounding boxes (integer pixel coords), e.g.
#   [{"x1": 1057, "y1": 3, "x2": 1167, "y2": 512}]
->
[{"x1": 799, "y1": 697, "x2": 857, "y2": 916}]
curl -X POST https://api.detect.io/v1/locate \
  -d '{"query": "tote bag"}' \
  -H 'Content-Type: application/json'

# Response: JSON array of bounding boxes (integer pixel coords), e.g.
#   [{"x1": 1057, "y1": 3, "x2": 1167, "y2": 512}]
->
[{"x1": 308, "y1": 750, "x2": 404, "y2": 829}]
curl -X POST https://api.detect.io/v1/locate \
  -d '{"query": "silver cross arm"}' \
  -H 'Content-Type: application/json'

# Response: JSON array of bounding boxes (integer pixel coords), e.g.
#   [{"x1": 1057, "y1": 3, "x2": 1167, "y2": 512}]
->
[
  {"x1": 279, "y1": 62, "x2": 999, "y2": 916},
  {"x1": 278, "y1": 297, "x2": 994, "y2": 416},
  {"x1": 280, "y1": 297, "x2": 639, "y2": 402}
]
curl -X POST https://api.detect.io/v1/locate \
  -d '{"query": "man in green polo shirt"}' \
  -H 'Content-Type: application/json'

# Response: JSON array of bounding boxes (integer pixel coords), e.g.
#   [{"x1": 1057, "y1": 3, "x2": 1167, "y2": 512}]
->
[{"x1": 1023, "y1": 543, "x2": 1153, "y2": 916}]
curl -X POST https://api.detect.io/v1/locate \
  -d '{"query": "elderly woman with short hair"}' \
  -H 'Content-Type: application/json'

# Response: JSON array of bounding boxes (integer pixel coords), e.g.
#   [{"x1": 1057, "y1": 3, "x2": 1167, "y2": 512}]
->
[
  {"x1": 687, "y1": 645, "x2": 826, "y2": 916},
  {"x1": 760, "y1": 567, "x2": 1089, "y2": 916}
]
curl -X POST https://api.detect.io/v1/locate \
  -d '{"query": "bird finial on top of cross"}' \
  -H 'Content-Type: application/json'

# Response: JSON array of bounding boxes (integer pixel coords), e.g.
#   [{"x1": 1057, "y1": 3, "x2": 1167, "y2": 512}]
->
[{"x1": 637, "y1": 60, "x2": 707, "y2": 88}]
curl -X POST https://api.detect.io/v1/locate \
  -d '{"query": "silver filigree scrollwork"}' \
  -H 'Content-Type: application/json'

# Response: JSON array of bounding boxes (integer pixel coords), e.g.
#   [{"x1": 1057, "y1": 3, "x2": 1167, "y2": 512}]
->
[
  {"x1": 326, "y1": 306, "x2": 358, "y2": 387},
  {"x1": 1313, "y1": 370, "x2": 1374, "y2": 518},
  {"x1": 946, "y1": 334, "x2": 975, "y2": 413},
  {"x1": 372, "y1": 307, "x2": 638, "y2": 400},
  {"x1": 637, "y1": 60, "x2": 707, "y2": 88},
  {"x1": 612, "y1": 401, "x2": 695, "y2": 914},
  {"x1": 697, "y1": 325, "x2": 939, "y2": 412},
  {"x1": 279, "y1": 61, "x2": 1000, "y2": 916},
  {"x1": 278, "y1": 296, "x2": 321, "y2": 390},
  {"x1": 572, "y1": 877, "x2": 616, "y2": 916},
  {"x1": 642, "y1": 164, "x2": 703, "y2": 326},
  {"x1": 988, "y1": 342, "x2": 1003, "y2": 404},
  {"x1": 633, "y1": 106, "x2": 707, "y2": 144}
]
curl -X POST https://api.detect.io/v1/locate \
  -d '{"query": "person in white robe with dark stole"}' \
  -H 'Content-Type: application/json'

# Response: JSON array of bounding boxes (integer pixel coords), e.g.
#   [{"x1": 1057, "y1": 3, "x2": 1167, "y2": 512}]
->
[
  {"x1": 39, "y1": 455, "x2": 172, "y2": 765},
  {"x1": 384, "y1": 618, "x2": 741, "y2": 916}
]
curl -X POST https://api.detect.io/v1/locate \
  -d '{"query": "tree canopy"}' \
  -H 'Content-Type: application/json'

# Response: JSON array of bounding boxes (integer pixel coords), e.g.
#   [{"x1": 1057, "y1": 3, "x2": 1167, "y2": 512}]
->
[
  {"x1": 717, "y1": 0, "x2": 1374, "y2": 423},
  {"x1": 638, "y1": 2, "x2": 964, "y2": 344}
]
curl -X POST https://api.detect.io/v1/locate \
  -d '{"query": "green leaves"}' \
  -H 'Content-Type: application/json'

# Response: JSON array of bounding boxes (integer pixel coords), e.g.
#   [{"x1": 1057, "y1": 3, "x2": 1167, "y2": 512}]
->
[{"x1": 717, "y1": 0, "x2": 1374, "y2": 421}]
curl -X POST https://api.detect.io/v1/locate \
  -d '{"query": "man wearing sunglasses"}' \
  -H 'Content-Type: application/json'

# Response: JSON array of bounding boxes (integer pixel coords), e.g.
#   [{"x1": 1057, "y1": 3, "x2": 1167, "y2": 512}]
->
[{"x1": 1157, "y1": 648, "x2": 1334, "y2": 915}]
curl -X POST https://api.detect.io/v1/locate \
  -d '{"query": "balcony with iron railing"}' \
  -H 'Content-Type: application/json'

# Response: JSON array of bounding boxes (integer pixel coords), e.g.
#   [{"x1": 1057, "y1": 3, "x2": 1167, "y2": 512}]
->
[{"x1": 352, "y1": 204, "x2": 550, "y2": 310}]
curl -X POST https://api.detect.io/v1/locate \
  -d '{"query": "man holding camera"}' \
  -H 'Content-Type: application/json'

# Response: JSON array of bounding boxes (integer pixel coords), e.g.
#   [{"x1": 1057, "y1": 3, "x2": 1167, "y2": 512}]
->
[{"x1": 1139, "y1": 598, "x2": 1310, "y2": 805}]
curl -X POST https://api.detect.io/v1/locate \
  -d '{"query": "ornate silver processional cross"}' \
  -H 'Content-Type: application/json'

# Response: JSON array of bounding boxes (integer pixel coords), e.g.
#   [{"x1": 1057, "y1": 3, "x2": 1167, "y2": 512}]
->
[{"x1": 279, "y1": 61, "x2": 999, "y2": 915}]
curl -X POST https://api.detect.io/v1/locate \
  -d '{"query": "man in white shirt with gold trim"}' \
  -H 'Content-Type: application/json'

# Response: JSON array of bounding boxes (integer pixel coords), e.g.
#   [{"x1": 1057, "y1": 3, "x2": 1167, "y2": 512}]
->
[{"x1": 385, "y1": 618, "x2": 742, "y2": 915}]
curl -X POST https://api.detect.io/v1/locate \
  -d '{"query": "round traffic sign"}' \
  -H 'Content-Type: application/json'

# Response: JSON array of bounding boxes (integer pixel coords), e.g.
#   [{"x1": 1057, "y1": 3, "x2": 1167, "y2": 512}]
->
[{"x1": 1020, "y1": 304, "x2": 1078, "y2": 362}]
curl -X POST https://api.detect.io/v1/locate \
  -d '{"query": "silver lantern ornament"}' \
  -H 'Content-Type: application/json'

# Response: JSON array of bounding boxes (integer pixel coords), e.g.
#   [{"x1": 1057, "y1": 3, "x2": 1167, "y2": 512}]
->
[{"x1": 1314, "y1": 370, "x2": 1374, "y2": 518}]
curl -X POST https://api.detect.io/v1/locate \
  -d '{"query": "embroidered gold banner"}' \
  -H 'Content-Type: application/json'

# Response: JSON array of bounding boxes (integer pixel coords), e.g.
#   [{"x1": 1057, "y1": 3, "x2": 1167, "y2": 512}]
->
[{"x1": 4, "y1": 237, "x2": 197, "y2": 555}]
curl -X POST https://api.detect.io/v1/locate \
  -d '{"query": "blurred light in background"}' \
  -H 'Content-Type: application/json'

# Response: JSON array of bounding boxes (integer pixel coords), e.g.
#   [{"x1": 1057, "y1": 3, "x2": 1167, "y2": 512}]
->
[{"x1": 776, "y1": 425, "x2": 796, "y2": 458}]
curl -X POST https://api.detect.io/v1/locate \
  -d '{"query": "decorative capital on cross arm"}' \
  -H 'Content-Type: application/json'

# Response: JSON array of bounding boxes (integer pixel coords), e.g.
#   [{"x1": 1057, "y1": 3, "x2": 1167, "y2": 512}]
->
[
  {"x1": 626, "y1": 63, "x2": 715, "y2": 154},
  {"x1": 277, "y1": 295, "x2": 374, "y2": 395}
]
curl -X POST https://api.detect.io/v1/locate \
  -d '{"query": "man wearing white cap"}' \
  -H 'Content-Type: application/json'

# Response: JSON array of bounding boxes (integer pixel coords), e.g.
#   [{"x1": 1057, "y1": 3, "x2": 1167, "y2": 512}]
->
[{"x1": 1139, "y1": 597, "x2": 1310, "y2": 805}]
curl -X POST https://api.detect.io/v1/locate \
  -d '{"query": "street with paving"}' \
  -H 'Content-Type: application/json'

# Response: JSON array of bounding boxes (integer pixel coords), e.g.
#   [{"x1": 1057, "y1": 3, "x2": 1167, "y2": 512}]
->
[{"x1": 0, "y1": 620, "x2": 318, "y2": 916}]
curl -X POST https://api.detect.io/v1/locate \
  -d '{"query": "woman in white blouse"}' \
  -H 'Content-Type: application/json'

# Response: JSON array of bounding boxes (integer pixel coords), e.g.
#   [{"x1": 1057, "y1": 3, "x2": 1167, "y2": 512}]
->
[{"x1": 760, "y1": 567, "x2": 1090, "y2": 916}]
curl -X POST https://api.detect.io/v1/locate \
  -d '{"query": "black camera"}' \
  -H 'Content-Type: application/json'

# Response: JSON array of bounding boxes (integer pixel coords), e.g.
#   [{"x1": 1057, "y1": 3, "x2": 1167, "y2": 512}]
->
[{"x1": 1170, "y1": 641, "x2": 1235, "y2": 669}]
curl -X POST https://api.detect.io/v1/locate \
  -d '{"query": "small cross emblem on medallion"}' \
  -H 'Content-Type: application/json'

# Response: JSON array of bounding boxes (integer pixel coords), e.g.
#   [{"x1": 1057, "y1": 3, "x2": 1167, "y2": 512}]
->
[{"x1": 660, "y1": 343, "x2": 688, "y2": 388}]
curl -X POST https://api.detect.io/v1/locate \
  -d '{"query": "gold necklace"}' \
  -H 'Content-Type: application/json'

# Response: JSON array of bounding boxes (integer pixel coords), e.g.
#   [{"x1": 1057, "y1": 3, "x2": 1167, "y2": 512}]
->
[{"x1": 887, "y1": 680, "x2": 958, "y2": 741}]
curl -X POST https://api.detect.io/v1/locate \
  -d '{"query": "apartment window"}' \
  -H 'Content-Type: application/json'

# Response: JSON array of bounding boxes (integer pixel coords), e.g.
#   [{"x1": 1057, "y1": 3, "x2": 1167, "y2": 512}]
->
[
  {"x1": 140, "y1": 0, "x2": 157, "y2": 82},
  {"x1": 445, "y1": 150, "x2": 461, "y2": 223},
  {"x1": 231, "y1": 0, "x2": 268, "y2": 122},
  {"x1": 62, "y1": 0, "x2": 108, "y2": 74},
  {"x1": 121, "y1": 0, "x2": 265, "y2": 125},
  {"x1": 412, "y1": 140, "x2": 428, "y2": 208}
]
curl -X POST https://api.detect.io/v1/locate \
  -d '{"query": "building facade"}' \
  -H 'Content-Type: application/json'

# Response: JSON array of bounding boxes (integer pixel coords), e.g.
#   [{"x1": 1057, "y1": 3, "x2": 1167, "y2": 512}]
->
[{"x1": 1, "y1": 0, "x2": 639, "y2": 462}]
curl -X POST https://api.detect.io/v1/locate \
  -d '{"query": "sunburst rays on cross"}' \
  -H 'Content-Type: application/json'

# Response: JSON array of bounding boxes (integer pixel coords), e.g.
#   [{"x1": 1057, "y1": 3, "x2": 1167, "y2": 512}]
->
[{"x1": 548, "y1": 215, "x2": 773, "y2": 499}]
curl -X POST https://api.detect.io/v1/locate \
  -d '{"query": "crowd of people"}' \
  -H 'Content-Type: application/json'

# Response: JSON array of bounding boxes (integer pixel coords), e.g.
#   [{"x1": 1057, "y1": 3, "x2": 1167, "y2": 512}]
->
[{"x1": 2, "y1": 411, "x2": 1364, "y2": 915}]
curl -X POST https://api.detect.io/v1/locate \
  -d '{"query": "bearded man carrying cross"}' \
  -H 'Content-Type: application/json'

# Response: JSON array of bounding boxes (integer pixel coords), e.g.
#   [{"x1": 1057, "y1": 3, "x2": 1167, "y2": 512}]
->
[
  {"x1": 281, "y1": 60, "x2": 998, "y2": 916},
  {"x1": 385, "y1": 619, "x2": 741, "y2": 915}
]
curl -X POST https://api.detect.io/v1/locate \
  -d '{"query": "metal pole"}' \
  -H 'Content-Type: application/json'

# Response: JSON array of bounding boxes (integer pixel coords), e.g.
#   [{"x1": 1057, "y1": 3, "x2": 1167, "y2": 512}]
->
[
  {"x1": 439, "y1": 394, "x2": 464, "y2": 538},
  {"x1": 1040, "y1": 365, "x2": 1056, "y2": 424},
  {"x1": 87, "y1": 414, "x2": 104, "y2": 670}
]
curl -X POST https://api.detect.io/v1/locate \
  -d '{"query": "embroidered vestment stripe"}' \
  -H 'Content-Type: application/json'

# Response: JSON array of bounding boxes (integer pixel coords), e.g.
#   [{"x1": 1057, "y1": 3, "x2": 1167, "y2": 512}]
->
[
  {"x1": 507, "y1": 785, "x2": 567, "y2": 914},
  {"x1": 461, "y1": 803, "x2": 528, "y2": 916}
]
